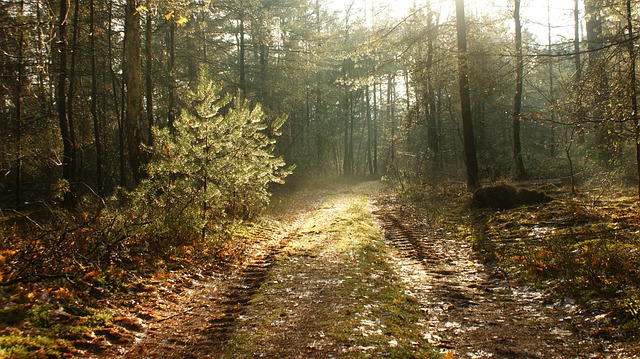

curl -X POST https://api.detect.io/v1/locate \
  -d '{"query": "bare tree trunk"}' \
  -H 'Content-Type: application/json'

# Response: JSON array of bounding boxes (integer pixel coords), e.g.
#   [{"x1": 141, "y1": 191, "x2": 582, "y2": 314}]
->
[
  {"x1": 239, "y1": 2, "x2": 246, "y2": 96},
  {"x1": 57, "y1": 0, "x2": 74, "y2": 203},
  {"x1": 90, "y1": 0, "x2": 103, "y2": 194},
  {"x1": 389, "y1": 74, "x2": 396, "y2": 169},
  {"x1": 168, "y1": 20, "x2": 176, "y2": 130},
  {"x1": 626, "y1": 0, "x2": 640, "y2": 198},
  {"x1": 342, "y1": 58, "x2": 350, "y2": 175},
  {"x1": 425, "y1": 7, "x2": 440, "y2": 172},
  {"x1": 145, "y1": 0, "x2": 154, "y2": 146},
  {"x1": 547, "y1": 0, "x2": 556, "y2": 158},
  {"x1": 14, "y1": 0, "x2": 24, "y2": 208},
  {"x1": 366, "y1": 85, "x2": 373, "y2": 174},
  {"x1": 373, "y1": 81, "x2": 379, "y2": 175},
  {"x1": 585, "y1": 0, "x2": 611, "y2": 162},
  {"x1": 67, "y1": 0, "x2": 80, "y2": 186},
  {"x1": 455, "y1": 0, "x2": 479, "y2": 190},
  {"x1": 512, "y1": 0, "x2": 527, "y2": 180},
  {"x1": 574, "y1": 0, "x2": 581, "y2": 82},
  {"x1": 124, "y1": 0, "x2": 144, "y2": 184}
]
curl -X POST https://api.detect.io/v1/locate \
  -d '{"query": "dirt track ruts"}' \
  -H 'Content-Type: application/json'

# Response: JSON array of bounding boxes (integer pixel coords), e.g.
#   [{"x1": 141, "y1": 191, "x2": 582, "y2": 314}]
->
[{"x1": 374, "y1": 193, "x2": 635, "y2": 359}]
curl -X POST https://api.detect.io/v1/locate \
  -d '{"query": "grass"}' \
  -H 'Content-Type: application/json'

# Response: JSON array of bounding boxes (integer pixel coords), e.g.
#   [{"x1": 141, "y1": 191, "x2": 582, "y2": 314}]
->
[
  {"x1": 0, "y1": 332, "x2": 72, "y2": 359},
  {"x1": 0, "y1": 294, "x2": 115, "y2": 358}
]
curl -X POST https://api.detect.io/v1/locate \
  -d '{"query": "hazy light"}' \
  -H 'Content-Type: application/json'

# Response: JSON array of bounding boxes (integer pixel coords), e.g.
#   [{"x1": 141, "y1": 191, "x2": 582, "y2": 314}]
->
[{"x1": 328, "y1": 0, "x2": 580, "y2": 44}]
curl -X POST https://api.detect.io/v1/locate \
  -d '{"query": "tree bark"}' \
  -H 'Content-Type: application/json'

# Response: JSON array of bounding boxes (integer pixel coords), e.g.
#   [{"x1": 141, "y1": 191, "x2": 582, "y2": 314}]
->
[
  {"x1": 124, "y1": 0, "x2": 144, "y2": 184},
  {"x1": 168, "y1": 20, "x2": 176, "y2": 130},
  {"x1": 512, "y1": 0, "x2": 527, "y2": 180},
  {"x1": 373, "y1": 81, "x2": 379, "y2": 175},
  {"x1": 239, "y1": 2, "x2": 246, "y2": 96},
  {"x1": 14, "y1": 0, "x2": 24, "y2": 208},
  {"x1": 67, "y1": 0, "x2": 80, "y2": 184},
  {"x1": 145, "y1": 0, "x2": 154, "y2": 146},
  {"x1": 626, "y1": 0, "x2": 640, "y2": 198},
  {"x1": 56, "y1": 0, "x2": 75, "y2": 203},
  {"x1": 366, "y1": 85, "x2": 373, "y2": 175},
  {"x1": 455, "y1": 0, "x2": 479, "y2": 190},
  {"x1": 90, "y1": 0, "x2": 103, "y2": 194},
  {"x1": 585, "y1": 0, "x2": 611, "y2": 162},
  {"x1": 425, "y1": 8, "x2": 440, "y2": 171}
]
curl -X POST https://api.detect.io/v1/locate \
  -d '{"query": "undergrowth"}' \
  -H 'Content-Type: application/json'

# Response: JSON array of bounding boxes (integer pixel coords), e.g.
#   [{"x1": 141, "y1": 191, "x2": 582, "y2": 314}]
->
[{"x1": 400, "y1": 179, "x2": 640, "y2": 340}]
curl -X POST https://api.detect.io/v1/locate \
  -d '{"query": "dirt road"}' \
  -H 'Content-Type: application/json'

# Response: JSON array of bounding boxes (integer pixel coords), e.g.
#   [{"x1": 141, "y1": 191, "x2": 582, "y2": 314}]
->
[{"x1": 111, "y1": 180, "x2": 635, "y2": 358}]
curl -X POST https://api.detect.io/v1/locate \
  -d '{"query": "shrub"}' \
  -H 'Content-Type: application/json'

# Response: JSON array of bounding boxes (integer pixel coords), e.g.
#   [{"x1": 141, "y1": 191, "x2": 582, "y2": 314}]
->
[{"x1": 122, "y1": 79, "x2": 293, "y2": 245}]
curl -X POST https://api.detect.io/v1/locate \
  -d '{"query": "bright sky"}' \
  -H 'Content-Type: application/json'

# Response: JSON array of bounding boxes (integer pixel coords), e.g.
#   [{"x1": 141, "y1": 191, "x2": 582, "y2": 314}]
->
[{"x1": 327, "y1": 0, "x2": 581, "y2": 44}]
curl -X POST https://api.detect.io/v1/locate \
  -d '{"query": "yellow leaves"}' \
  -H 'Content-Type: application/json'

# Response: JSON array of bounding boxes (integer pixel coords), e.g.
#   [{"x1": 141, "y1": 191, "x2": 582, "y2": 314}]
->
[
  {"x1": 164, "y1": 10, "x2": 188, "y2": 26},
  {"x1": 135, "y1": 5, "x2": 148, "y2": 14},
  {"x1": 176, "y1": 16, "x2": 188, "y2": 26},
  {"x1": 443, "y1": 351, "x2": 455, "y2": 359}
]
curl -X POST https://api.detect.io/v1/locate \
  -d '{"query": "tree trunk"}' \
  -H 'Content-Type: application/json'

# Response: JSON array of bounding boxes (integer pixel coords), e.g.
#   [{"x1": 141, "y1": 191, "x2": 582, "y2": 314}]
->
[
  {"x1": 14, "y1": 0, "x2": 24, "y2": 208},
  {"x1": 57, "y1": 0, "x2": 74, "y2": 203},
  {"x1": 455, "y1": 0, "x2": 480, "y2": 190},
  {"x1": 124, "y1": 0, "x2": 144, "y2": 184},
  {"x1": 366, "y1": 85, "x2": 373, "y2": 175},
  {"x1": 585, "y1": 0, "x2": 611, "y2": 162},
  {"x1": 426, "y1": 10, "x2": 440, "y2": 172},
  {"x1": 389, "y1": 74, "x2": 396, "y2": 169},
  {"x1": 626, "y1": 0, "x2": 640, "y2": 198},
  {"x1": 168, "y1": 20, "x2": 176, "y2": 130},
  {"x1": 512, "y1": 0, "x2": 527, "y2": 180},
  {"x1": 145, "y1": 0, "x2": 154, "y2": 146},
  {"x1": 90, "y1": 0, "x2": 103, "y2": 194},
  {"x1": 342, "y1": 58, "x2": 350, "y2": 175},
  {"x1": 67, "y1": 0, "x2": 80, "y2": 185},
  {"x1": 574, "y1": 0, "x2": 581, "y2": 83},
  {"x1": 547, "y1": 0, "x2": 556, "y2": 158},
  {"x1": 239, "y1": 4, "x2": 246, "y2": 96},
  {"x1": 373, "y1": 81, "x2": 378, "y2": 175}
]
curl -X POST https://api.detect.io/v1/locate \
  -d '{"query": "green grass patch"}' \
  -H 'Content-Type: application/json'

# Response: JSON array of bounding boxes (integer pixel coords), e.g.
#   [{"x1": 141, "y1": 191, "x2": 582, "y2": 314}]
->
[{"x1": 0, "y1": 331, "x2": 73, "y2": 359}]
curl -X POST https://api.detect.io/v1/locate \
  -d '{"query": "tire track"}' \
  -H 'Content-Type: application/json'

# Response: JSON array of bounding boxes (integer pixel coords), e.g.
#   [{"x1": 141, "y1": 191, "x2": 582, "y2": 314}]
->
[{"x1": 374, "y1": 193, "x2": 633, "y2": 359}]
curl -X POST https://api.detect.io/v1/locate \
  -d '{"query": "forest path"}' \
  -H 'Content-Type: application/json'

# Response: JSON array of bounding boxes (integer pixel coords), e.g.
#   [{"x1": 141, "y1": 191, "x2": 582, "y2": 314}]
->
[{"x1": 116, "y1": 180, "x2": 633, "y2": 358}]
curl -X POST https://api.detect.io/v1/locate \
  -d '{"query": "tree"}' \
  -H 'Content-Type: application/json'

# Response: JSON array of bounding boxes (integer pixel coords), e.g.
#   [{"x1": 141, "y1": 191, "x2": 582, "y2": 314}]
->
[
  {"x1": 455, "y1": 0, "x2": 479, "y2": 189},
  {"x1": 56, "y1": 0, "x2": 75, "y2": 204},
  {"x1": 512, "y1": 0, "x2": 527, "y2": 180},
  {"x1": 90, "y1": 0, "x2": 104, "y2": 195},
  {"x1": 124, "y1": 0, "x2": 145, "y2": 184},
  {"x1": 625, "y1": 0, "x2": 640, "y2": 198},
  {"x1": 136, "y1": 78, "x2": 291, "y2": 239}
]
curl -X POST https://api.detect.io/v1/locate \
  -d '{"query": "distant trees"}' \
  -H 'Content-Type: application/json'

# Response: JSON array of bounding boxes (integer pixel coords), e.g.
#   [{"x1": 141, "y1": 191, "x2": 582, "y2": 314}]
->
[{"x1": 3, "y1": 0, "x2": 640, "y2": 207}]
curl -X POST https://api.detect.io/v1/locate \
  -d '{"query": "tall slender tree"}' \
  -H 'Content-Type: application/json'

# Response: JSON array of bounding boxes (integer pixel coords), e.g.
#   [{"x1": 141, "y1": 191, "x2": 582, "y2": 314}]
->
[
  {"x1": 90, "y1": 0, "x2": 104, "y2": 194},
  {"x1": 124, "y1": 0, "x2": 145, "y2": 183},
  {"x1": 512, "y1": 0, "x2": 527, "y2": 179},
  {"x1": 455, "y1": 0, "x2": 479, "y2": 189},
  {"x1": 626, "y1": 0, "x2": 640, "y2": 198}
]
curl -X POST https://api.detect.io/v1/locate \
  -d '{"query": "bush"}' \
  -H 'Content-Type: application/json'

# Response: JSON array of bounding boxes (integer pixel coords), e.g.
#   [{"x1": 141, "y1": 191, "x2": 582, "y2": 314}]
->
[{"x1": 121, "y1": 79, "x2": 293, "y2": 245}]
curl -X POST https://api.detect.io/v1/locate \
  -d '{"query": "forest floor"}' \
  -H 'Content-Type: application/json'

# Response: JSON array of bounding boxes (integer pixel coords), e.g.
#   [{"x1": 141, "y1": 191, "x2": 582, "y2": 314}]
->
[{"x1": 2, "y1": 178, "x2": 640, "y2": 358}]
